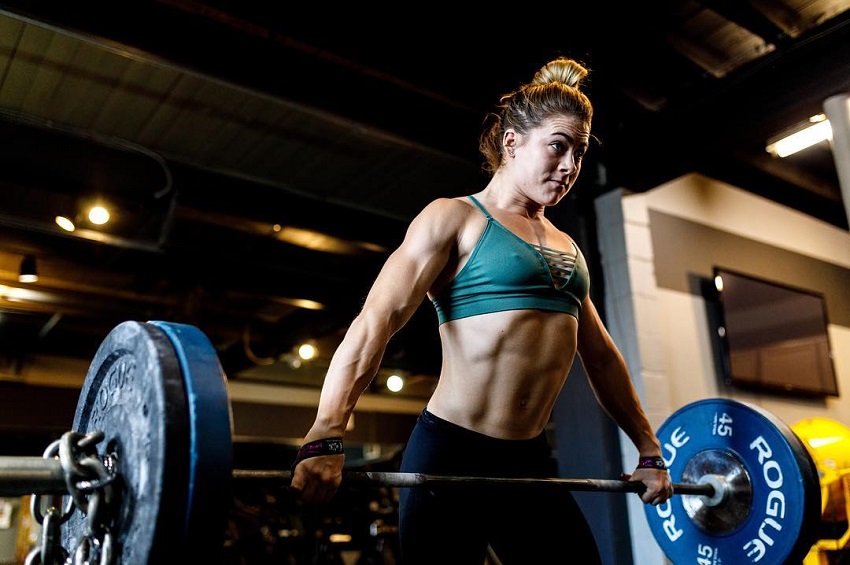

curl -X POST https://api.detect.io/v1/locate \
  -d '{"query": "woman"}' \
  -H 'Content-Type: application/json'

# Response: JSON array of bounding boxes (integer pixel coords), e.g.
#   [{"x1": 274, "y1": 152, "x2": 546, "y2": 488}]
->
[{"x1": 290, "y1": 56, "x2": 673, "y2": 564}]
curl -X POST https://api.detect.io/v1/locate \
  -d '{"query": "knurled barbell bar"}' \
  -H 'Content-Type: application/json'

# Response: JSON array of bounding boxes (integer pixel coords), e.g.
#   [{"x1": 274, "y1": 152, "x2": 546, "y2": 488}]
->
[
  {"x1": 1, "y1": 458, "x2": 715, "y2": 496},
  {"x1": 0, "y1": 321, "x2": 823, "y2": 565}
]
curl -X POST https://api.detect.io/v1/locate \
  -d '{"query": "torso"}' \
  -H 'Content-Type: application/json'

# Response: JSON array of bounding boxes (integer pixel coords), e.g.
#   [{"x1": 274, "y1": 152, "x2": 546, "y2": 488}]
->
[
  {"x1": 428, "y1": 309, "x2": 579, "y2": 439},
  {"x1": 425, "y1": 195, "x2": 586, "y2": 439},
  {"x1": 430, "y1": 196, "x2": 588, "y2": 324}
]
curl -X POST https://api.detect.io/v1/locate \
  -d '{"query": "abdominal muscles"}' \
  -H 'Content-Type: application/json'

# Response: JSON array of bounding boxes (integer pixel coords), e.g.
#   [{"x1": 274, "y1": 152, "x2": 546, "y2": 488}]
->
[{"x1": 427, "y1": 309, "x2": 579, "y2": 439}]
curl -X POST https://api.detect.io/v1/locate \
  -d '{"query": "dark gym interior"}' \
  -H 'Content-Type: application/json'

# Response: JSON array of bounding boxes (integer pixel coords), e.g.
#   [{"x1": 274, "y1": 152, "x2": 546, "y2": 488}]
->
[{"x1": 1, "y1": 2, "x2": 849, "y2": 564}]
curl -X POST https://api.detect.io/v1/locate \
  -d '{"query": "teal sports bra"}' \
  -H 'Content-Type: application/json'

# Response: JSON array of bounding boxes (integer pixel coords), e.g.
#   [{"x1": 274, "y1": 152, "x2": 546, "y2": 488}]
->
[{"x1": 431, "y1": 196, "x2": 590, "y2": 324}]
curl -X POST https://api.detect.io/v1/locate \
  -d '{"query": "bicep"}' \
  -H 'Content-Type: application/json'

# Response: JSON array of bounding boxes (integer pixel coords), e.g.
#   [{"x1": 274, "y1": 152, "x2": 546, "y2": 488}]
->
[
  {"x1": 360, "y1": 201, "x2": 458, "y2": 332},
  {"x1": 576, "y1": 296, "x2": 619, "y2": 372}
]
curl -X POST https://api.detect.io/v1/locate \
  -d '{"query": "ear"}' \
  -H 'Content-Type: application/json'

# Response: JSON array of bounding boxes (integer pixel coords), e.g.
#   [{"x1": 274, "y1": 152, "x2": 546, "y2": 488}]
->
[
  {"x1": 503, "y1": 129, "x2": 516, "y2": 150},
  {"x1": 503, "y1": 129, "x2": 517, "y2": 158}
]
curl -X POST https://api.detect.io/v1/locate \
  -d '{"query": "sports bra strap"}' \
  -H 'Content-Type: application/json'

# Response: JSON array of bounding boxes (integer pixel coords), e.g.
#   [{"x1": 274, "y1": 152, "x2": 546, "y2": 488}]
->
[{"x1": 467, "y1": 195, "x2": 491, "y2": 219}]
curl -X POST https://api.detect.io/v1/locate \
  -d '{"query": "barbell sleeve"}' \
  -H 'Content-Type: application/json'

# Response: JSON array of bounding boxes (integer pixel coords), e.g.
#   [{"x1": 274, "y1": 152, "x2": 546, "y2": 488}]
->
[{"x1": 0, "y1": 456, "x2": 66, "y2": 496}]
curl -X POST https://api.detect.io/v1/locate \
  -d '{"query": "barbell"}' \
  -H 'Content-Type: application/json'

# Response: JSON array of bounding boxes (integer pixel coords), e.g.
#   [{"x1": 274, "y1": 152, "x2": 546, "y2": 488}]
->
[{"x1": 0, "y1": 321, "x2": 823, "y2": 564}]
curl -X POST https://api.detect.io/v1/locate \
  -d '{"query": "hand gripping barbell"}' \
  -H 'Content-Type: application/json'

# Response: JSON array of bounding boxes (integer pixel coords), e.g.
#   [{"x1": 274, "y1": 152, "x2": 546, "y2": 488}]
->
[{"x1": 0, "y1": 321, "x2": 822, "y2": 564}]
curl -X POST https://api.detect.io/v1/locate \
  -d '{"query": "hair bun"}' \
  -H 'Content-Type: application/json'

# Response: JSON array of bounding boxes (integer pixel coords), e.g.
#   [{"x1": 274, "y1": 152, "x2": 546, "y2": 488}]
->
[{"x1": 532, "y1": 57, "x2": 588, "y2": 89}]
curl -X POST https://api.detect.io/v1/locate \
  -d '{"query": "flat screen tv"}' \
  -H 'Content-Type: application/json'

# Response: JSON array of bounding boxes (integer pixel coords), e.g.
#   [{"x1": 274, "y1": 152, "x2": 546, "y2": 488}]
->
[{"x1": 712, "y1": 267, "x2": 839, "y2": 397}]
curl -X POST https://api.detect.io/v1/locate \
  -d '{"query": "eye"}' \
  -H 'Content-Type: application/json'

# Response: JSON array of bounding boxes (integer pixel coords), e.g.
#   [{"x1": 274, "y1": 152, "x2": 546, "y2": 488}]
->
[{"x1": 550, "y1": 141, "x2": 566, "y2": 152}]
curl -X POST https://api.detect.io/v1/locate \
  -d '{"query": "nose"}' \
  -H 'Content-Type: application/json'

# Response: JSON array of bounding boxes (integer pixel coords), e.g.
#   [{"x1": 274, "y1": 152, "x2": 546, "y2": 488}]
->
[{"x1": 560, "y1": 151, "x2": 578, "y2": 175}]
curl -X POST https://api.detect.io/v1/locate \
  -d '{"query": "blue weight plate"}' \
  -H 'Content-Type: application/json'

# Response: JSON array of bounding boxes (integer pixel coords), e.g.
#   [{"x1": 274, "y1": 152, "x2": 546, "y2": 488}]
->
[
  {"x1": 63, "y1": 321, "x2": 191, "y2": 564},
  {"x1": 644, "y1": 398, "x2": 821, "y2": 565},
  {"x1": 148, "y1": 320, "x2": 233, "y2": 560}
]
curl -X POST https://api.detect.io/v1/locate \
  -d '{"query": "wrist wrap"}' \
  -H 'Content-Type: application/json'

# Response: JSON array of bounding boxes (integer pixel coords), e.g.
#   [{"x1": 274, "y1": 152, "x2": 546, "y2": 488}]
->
[
  {"x1": 637, "y1": 456, "x2": 667, "y2": 470},
  {"x1": 291, "y1": 437, "x2": 344, "y2": 471}
]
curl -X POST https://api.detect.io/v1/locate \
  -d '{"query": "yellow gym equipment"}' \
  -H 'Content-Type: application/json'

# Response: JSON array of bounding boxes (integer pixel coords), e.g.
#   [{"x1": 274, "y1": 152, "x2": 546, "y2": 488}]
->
[{"x1": 793, "y1": 417, "x2": 850, "y2": 564}]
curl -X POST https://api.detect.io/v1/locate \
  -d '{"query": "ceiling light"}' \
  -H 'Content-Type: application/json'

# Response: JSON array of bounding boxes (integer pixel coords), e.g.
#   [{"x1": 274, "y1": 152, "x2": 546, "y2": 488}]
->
[
  {"x1": 274, "y1": 297, "x2": 326, "y2": 311},
  {"x1": 386, "y1": 374, "x2": 404, "y2": 393},
  {"x1": 55, "y1": 215, "x2": 76, "y2": 232},
  {"x1": 18, "y1": 255, "x2": 38, "y2": 283},
  {"x1": 273, "y1": 225, "x2": 387, "y2": 255},
  {"x1": 88, "y1": 205, "x2": 110, "y2": 225},
  {"x1": 766, "y1": 115, "x2": 832, "y2": 157},
  {"x1": 296, "y1": 342, "x2": 317, "y2": 361}
]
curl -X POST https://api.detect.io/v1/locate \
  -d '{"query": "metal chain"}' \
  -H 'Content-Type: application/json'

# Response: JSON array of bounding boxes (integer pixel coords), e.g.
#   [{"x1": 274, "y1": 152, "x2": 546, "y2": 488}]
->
[{"x1": 24, "y1": 431, "x2": 119, "y2": 565}]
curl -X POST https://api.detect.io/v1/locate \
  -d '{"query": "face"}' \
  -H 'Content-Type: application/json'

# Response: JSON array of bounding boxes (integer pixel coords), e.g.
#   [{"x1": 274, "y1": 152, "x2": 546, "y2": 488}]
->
[{"x1": 505, "y1": 114, "x2": 590, "y2": 206}]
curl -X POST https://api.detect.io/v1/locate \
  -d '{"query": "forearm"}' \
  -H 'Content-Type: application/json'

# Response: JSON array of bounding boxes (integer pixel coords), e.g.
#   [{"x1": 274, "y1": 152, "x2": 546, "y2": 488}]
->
[
  {"x1": 585, "y1": 351, "x2": 661, "y2": 456},
  {"x1": 301, "y1": 203, "x2": 452, "y2": 443},
  {"x1": 304, "y1": 314, "x2": 390, "y2": 442}
]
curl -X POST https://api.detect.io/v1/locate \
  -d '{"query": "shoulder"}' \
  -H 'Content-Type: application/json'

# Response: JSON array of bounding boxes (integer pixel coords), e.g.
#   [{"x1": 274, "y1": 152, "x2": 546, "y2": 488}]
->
[
  {"x1": 398, "y1": 196, "x2": 484, "y2": 259},
  {"x1": 409, "y1": 197, "x2": 479, "y2": 234},
  {"x1": 420, "y1": 196, "x2": 476, "y2": 217}
]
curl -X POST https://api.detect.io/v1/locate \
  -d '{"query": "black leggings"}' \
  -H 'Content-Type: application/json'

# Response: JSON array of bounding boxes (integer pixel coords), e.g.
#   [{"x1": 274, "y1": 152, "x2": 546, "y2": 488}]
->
[{"x1": 398, "y1": 409, "x2": 602, "y2": 565}]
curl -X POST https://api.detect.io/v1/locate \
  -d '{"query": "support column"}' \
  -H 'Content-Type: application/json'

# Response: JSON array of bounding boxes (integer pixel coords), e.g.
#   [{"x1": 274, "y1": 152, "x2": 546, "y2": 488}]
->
[{"x1": 823, "y1": 94, "x2": 850, "y2": 228}]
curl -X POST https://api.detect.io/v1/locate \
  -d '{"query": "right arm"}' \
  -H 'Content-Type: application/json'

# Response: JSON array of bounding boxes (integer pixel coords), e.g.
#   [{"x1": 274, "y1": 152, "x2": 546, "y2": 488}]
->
[
  {"x1": 576, "y1": 297, "x2": 672, "y2": 505},
  {"x1": 289, "y1": 198, "x2": 466, "y2": 503}
]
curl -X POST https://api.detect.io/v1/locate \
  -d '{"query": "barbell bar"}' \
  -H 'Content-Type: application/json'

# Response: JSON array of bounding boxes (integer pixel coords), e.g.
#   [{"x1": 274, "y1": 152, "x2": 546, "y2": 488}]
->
[
  {"x1": 0, "y1": 321, "x2": 824, "y2": 565},
  {"x1": 233, "y1": 469, "x2": 717, "y2": 496},
  {"x1": 0, "y1": 457, "x2": 715, "y2": 497}
]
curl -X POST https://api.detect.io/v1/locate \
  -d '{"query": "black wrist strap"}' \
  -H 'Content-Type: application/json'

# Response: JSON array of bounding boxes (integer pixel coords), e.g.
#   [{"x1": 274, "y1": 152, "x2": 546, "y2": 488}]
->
[
  {"x1": 291, "y1": 437, "x2": 344, "y2": 471},
  {"x1": 637, "y1": 456, "x2": 667, "y2": 470}
]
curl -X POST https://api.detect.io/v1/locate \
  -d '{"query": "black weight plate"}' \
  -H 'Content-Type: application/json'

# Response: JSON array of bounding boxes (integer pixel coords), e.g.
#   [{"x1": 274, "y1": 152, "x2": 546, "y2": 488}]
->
[
  {"x1": 644, "y1": 398, "x2": 821, "y2": 564},
  {"x1": 148, "y1": 320, "x2": 233, "y2": 561},
  {"x1": 62, "y1": 320, "x2": 190, "y2": 564}
]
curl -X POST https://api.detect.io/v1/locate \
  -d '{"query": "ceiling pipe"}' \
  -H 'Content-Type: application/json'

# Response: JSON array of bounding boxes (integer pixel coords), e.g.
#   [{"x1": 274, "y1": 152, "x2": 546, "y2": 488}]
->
[{"x1": 0, "y1": 213, "x2": 164, "y2": 254}]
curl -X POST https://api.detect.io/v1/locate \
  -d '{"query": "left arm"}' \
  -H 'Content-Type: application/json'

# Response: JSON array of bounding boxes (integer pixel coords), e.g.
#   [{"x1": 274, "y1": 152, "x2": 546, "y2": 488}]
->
[{"x1": 576, "y1": 296, "x2": 673, "y2": 505}]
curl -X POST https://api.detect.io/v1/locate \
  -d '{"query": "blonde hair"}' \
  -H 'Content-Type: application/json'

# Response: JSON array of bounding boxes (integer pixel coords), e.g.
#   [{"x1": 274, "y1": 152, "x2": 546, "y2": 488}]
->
[{"x1": 478, "y1": 57, "x2": 594, "y2": 175}]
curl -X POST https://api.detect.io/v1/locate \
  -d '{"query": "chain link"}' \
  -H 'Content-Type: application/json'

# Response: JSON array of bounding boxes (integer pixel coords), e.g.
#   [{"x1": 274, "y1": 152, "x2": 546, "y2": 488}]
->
[{"x1": 25, "y1": 431, "x2": 120, "y2": 565}]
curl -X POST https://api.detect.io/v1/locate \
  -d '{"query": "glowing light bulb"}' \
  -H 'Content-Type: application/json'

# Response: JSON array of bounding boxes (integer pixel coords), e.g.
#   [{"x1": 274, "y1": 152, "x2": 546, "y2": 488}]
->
[
  {"x1": 386, "y1": 374, "x2": 404, "y2": 392},
  {"x1": 88, "y1": 206, "x2": 110, "y2": 225},
  {"x1": 297, "y1": 343, "x2": 316, "y2": 360}
]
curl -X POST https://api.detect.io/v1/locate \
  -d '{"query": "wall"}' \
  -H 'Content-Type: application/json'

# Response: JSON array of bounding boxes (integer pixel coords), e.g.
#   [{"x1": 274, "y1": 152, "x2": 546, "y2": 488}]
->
[{"x1": 595, "y1": 172, "x2": 850, "y2": 565}]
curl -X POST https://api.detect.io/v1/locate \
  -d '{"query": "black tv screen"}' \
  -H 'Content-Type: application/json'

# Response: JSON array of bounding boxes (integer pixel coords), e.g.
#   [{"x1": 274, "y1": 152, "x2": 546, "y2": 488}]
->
[{"x1": 712, "y1": 267, "x2": 839, "y2": 397}]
